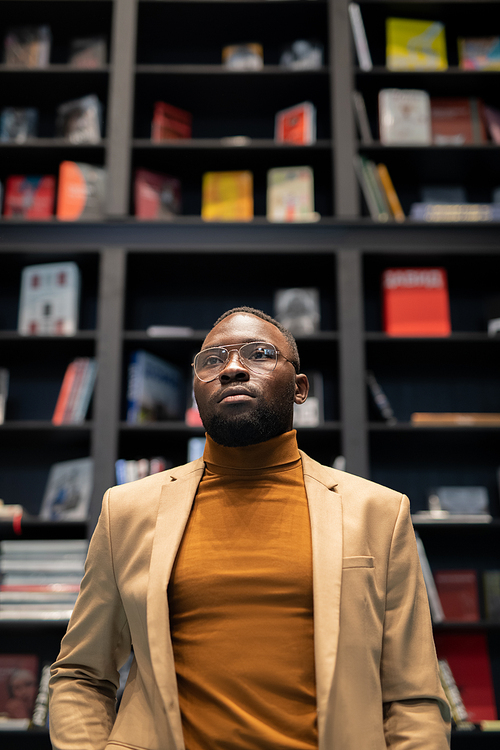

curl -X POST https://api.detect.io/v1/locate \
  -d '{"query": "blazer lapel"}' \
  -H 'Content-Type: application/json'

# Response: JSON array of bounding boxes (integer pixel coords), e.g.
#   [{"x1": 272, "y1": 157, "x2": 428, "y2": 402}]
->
[
  {"x1": 301, "y1": 453, "x2": 343, "y2": 747},
  {"x1": 147, "y1": 460, "x2": 205, "y2": 749}
]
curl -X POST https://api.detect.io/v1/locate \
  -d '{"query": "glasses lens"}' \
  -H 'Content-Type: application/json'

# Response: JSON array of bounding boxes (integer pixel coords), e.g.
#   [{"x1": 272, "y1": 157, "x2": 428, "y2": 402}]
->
[
  {"x1": 240, "y1": 342, "x2": 277, "y2": 373},
  {"x1": 195, "y1": 347, "x2": 228, "y2": 381}
]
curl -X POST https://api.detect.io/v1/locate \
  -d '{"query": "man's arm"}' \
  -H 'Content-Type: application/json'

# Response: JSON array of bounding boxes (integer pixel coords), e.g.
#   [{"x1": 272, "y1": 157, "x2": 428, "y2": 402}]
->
[
  {"x1": 49, "y1": 489, "x2": 132, "y2": 750},
  {"x1": 381, "y1": 495, "x2": 451, "y2": 749}
]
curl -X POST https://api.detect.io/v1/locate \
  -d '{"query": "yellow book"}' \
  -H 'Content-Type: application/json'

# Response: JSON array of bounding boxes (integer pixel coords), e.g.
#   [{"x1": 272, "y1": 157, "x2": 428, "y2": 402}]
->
[
  {"x1": 201, "y1": 171, "x2": 253, "y2": 221},
  {"x1": 376, "y1": 164, "x2": 405, "y2": 222},
  {"x1": 386, "y1": 18, "x2": 448, "y2": 71}
]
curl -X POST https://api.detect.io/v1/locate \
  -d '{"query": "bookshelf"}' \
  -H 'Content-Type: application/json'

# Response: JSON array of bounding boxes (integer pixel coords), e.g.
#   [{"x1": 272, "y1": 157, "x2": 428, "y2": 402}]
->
[{"x1": 0, "y1": 0, "x2": 499, "y2": 746}]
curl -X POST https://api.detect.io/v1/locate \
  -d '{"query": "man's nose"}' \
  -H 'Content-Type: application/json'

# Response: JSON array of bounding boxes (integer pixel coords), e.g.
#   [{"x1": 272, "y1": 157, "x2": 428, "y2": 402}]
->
[{"x1": 219, "y1": 350, "x2": 250, "y2": 381}]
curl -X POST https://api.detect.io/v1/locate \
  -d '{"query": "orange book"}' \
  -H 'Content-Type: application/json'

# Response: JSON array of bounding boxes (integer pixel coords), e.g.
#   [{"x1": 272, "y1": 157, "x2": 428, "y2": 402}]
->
[
  {"x1": 382, "y1": 267, "x2": 451, "y2": 336},
  {"x1": 56, "y1": 161, "x2": 106, "y2": 220},
  {"x1": 376, "y1": 164, "x2": 405, "y2": 222},
  {"x1": 52, "y1": 361, "x2": 77, "y2": 424}
]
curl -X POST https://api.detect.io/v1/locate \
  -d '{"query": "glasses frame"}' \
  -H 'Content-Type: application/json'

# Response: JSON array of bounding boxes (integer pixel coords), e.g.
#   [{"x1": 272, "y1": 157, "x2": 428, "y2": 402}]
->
[{"x1": 192, "y1": 341, "x2": 296, "y2": 382}]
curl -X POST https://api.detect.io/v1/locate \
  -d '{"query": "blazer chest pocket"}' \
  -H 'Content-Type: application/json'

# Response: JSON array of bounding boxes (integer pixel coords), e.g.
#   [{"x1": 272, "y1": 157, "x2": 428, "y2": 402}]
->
[{"x1": 342, "y1": 556, "x2": 375, "y2": 569}]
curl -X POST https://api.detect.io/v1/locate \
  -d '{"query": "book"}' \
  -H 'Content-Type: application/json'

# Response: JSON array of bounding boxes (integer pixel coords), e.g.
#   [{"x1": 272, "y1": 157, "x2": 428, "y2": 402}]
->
[
  {"x1": 293, "y1": 371, "x2": 324, "y2": 427},
  {"x1": 115, "y1": 456, "x2": 170, "y2": 485},
  {"x1": 273, "y1": 287, "x2": 320, "y2": 335},
  {"x1": 483, "y1": 571, "x2": 500, "y2": 622},
  {"x1": 29, "y1": 663, "x2": 51, "y2": 730},
  {"x1": 151, "y1": 101, "x2": 192, "y2": 141},
  {"x1": 275, "y1": 102, "x2": 316, "y2": 145},
  {"x1": 0, "y1": 654, "x2": 39, "y2": 722},
  {"x1": 410, "y1": 202, "x2": 500, "y2": 222},
  {"x1": 430, "y1": 97, "x2": 487, "y2": 145},
  {"x1": 126, "y1": 350, "x2": 184, "y2": 423},
  {"x1": 279, "y1": 40, "x2": 323, "y2": 70},
  {"x1": 434, "y1": 631, "x2": 498, "y2": 721},
  {"x1": 378, "y1": 89, "x2": 432, "y2": 145},
  {"x1": 0, "y1": 107, "x2": 38, "y2": 142},
  {"x1": 382, "y1": 267, "x2": 451, "y2": 337},
  {"x1": 18, "y1": 261, "x2": 80, "y2": 336},
  {"x1": 52, "y1": 357, "x2": 97, "y2": 424},
  {"x1": 376, "y1": 164, "x2": 405, "y2": 222},
  {"x1": 201, "y1": 170, "x2": 253, "y2": 221},
  {"x1": 434, "y1": 570, "x2": 480, "y2": 622},
  {"x1": 411, "y1": 412, "x2": 500, "y2": 426},
  {"x1": 351, "y1": 91, "x2": 373, "y2": 145},
  {"x1": 56, "y1": 95, "x2": 102, "y2": 144},
  {"x1": 39, "y1": 457, "x2": 94, "y2": 521},
  {"x1": 366, "y1": 371, "x2": 397, "y2": 424},
  {"x1": 3, "y1": 175, "x2": 55, "y2": 220},
  {"x1": 483, "y1": 105, "x2": 500, "y2": 144},
  {"x1": 56, "y1": 161, "x2": 106, "y2": 221},
  {"x1": 348, "y1": 3, "x2": 372, "y2": 71},
  {"x1": 69, "y1": 36, "x2": 107, "y2": 68},
  {"x1": 134, "y1": 168, "x2": 182, "y2": 219},
  {"x1": 438, "y1": 658, "x2": 473, "y2": 728},
  {"x1": 0, "y1": 369, "x2": 8, "y2": 424},
  {"x1": 353, "y1": 155, "x2": 387, "y2": 222},
  {"x1": 222, "y1": 43, "x2": 263, "y2": 70},
  {"x1": 266, "y1": 166, "x2": 319, "y2": 223},
  {"x1": 458, "y1": 36, "x2": 500, "y2": 71},
  {"x1": 415, "y1": 533, "x2": 444, "y2": 623},
  {"x1": 386, "y1": 17, "x2": 447, "y2": 71},
  {"x1": 3, "y1": 26, "x2": 51, "y2": 67}
]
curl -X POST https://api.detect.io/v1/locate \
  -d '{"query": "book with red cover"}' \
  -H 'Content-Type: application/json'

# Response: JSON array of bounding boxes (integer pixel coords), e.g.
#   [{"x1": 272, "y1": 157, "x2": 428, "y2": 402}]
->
[
  {"x1": 430, "y1": 97, "x2": 487, "y2": 145},
  {"x1": 434, "y1": 631, "x2": 498, "y2": 721},
  {"x1": 134, "y1": 168, "x2": 181, "y2": 218},
  {"x1": 434, "y1": 569, "x2": 480, "y2": 622},
  {"x1": 274, "y1": 101, "x2": 316, "y2": 145},
  {"x1": 3, "y1": 175, "x2": 55, "y2": 219},
  {"x1": 0, "y1": 653, "x2": 39, "y2": 720},
  {"x1": 151, "y1": 101, "x2": 192, "y2": 141},
  {"x1": 382, "y1": 267, "x2": 451, "y2": 336}
]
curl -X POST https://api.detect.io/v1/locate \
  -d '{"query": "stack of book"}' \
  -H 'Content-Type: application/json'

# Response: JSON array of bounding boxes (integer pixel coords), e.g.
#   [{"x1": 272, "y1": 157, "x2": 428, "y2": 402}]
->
[
  {"x1": 353, "y1": 156, "x2": 405, "y2": 223},
  {"x1": 0, "y1": 540, "x2": 86, "y2": 622}
]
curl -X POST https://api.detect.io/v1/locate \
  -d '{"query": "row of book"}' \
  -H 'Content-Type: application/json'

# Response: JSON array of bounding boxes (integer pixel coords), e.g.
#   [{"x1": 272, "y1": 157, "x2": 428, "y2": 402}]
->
[
  {"x1": 349, "y1": 4, "x2": 500, "y2": 72},
  {"x1": 3, "y1": 25, "x2": 107, "y2": 68},
  {"x1": 52, "y1": 358, "x2": 97, "y2": 425}
]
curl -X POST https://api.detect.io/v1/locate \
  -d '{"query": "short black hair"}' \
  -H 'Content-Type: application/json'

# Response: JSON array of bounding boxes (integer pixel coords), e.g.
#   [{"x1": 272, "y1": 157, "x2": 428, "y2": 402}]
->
[{"x1": 212, "y1": 306, "x2": 300, "y2": 372}]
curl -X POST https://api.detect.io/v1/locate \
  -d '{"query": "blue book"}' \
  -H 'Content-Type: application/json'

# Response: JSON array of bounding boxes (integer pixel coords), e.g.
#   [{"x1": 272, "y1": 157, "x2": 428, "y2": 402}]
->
[{"x1": 126, "y1": 350, "x2": 183, "y2": 423}]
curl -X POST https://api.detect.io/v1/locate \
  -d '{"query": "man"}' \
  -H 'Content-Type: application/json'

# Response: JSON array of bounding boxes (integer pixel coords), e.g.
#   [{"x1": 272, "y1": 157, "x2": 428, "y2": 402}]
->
[{"x1": 49, "y1": 306, "x2": 450, "y2": 750}]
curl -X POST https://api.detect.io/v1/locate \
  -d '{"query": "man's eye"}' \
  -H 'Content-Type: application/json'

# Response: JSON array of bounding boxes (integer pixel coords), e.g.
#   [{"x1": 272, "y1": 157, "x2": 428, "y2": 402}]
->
[
  {"x1": 204, "y1": 355, "x2": 224, "y2": 367},
  {"x1": 248, "y1": 347, "x2": 274, "y2": 361}
]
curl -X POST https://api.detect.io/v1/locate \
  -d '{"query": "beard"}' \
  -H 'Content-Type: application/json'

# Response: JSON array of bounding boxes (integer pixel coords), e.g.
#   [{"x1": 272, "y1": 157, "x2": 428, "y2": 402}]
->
[{"x1": 200, "y1": 382, "x2": 296, "y2": 447}]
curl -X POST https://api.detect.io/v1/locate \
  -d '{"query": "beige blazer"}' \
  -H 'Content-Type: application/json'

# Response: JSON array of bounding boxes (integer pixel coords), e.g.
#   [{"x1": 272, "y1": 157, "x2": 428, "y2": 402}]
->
[{"x1": 49, "y1": 452, "x2": 451, "y2": 750}]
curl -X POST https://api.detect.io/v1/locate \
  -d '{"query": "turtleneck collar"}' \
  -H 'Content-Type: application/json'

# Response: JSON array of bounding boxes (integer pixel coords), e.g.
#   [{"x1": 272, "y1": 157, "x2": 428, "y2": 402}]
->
[{"x1": 203, "y1": 430, "x2": 301, "y2": 472}]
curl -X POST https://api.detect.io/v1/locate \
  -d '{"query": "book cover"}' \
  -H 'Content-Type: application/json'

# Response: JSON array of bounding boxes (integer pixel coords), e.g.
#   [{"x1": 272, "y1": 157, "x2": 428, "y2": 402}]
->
[
  {"x1": 18, "y1": 261, "x2": 80, "y2": 336},
  {"x1": 3, "y1": 175, "x2": 55, "y2": 220},
  {"x1": 0, "y1": 107, "x2": 38, "y2": 142},
  {"x1": 126, "y1": 350, "x2": 184, "y2": 423},
  {"x1": 274, "y1": 287, "x2": 320, "y2": 335},
  {"x1": 39, "y1": 457, "x2": 94, "y2": 521},
  {"x1": 430, "y1": 97, "x2": 487, "y2": 145},
  {"x1": 386, "y1": 18, "x2": 448, "y2": 71},
  {"x1": 0, "y1": 654, "x2": 39, "y2": 722},
  {"x1": 275, "y1": 102, "x2": 316, "y2": 145},
  {"x1": 134, "y1": 168, "x2": 182, "y2": 219},
  {"x1": 56, "y1": 161, "x2": 106, "y2": 221},
  {"x1": 3, "y1": 26, "x2": 51, "y2": 67},
  {"x1": 266, "y1": 166, "x2": 318, "y2": 223},
  {"x1": 151, "y1": 101, "x2": 192, "y2": 141},
  {"x1": 434, "y1": 631, "x2": 498, "y2": 721},
  {"x1": 348, "y1": 3, "x2": 372, "y2": 71},
  {"x1": 222, "y1": 43, "x2": 263, "y2": 70},
  {"x1": 378, "y1": 89, "x2": 432, "y2": 145},
  {"x1": 483, "y1": 571, "x2": 500, "y2": 622},
  {"x1": 458, "y1": 36, "x2": 500, "y2": 71},
  {"x1": 382, "y1": 267, "x2": 451, "y2": 336},
  {"x1": 56, "y1": 95, "x2": 102, "y2": 145},
  {"x1": 376, "y1": 164, "x2": 405, "y2": 222},
  {"x1": 434, "y1": 569, "x2": 480, "y2": 622},
  {"x1": 69, "y1": 37, "x2": 107, "y2": 68},
  {"x1": 201, "y1": 170, "x2": 253, "y2": 221}
]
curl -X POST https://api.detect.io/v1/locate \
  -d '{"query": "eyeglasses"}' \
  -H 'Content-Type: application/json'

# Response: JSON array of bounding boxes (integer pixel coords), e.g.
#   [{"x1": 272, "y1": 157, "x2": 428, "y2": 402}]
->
[{"x1": 192, "y1": 341, "x2": 296, "y2": 382}]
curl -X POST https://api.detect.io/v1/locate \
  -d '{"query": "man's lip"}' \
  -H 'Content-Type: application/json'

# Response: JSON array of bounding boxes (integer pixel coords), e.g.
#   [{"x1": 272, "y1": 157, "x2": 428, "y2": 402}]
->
[{"x1": 218, "y1": 388, "x2": 255, "y2": 403}]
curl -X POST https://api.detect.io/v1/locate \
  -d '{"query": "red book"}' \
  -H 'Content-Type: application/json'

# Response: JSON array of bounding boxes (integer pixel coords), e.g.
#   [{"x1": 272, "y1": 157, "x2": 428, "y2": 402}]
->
[
  {"x1": 3, "y1": 175, "x2": 55, "y2": 219},
  {"x1": 382, "y1": 267, "x2": 451, "y2": 336},
  {"x1": 434, "y1": 631, "x2": 497, "y2": 721},
  {"x1": 274, "y1": 101, "x2": 316, "y2": 145},
  {"x1": 134, "y1": 168, "x2": 181, "y2": 218},
  {"x1": 151, "y1": 101, "x2": 192, "y2": 141},
  {"x1": 52, "y1": 361, "x2": 78, "y2": 425},
  {"x1": 430, "y1": 97, "x2": 487, "y2": 145},
  {"x1": 434, "y1": 569, "x2": 480, "y2": 622}
]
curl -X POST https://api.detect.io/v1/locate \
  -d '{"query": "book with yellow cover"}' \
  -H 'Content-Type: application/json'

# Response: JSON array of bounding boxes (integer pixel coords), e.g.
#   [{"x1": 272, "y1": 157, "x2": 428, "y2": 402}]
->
[
  {"x1": 201, "y1": 171, "x2": 253, "y2": 221},
  {"x1": 386, "y1": 18, "x2": 448, "y2": 71}
]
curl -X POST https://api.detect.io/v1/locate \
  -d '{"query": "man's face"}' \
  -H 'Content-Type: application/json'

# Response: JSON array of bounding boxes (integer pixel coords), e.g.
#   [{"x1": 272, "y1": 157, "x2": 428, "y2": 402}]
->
[{"x1": 194, "y1": 313, "x2": 308, "y2": 447}]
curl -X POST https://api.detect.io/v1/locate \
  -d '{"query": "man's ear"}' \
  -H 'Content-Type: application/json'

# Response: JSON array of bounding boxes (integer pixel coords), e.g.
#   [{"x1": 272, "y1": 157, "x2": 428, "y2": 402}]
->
[{"x1": 294, "y1": 373, "x2": 309, "y2": 405}]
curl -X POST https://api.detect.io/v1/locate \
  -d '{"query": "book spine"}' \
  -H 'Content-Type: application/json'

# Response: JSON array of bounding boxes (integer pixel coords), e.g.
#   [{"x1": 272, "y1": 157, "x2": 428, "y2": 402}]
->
[
  {"x1": 353, "y1": 155, "x2": 380, "y2": 220},
  {"x1": 29, "y1": 663, "x2": 51, "y2": 730},
  {"x1": 366, "y1": 370, "x2": 397, "y2": 424},
  {"x1": 352, "y1": 91, "x2": 373, "y2": 144},
  {"x1": 126, "y1": 352, "x2": 141, "y2": 423},
  {"x1": 415, "y1": 534, "x2": 445, "y2": 623},
  {"x1": 52, "y1": 361, "x2": 77, "y2": 425},
  {"x1": 71, "y1": 359, "x2": 97, "y2": 423},
  {"x1": 376, "y1": 164, "x2": 405, "y2": 222},
  {"x1": 61, "y1": 358, "x2": 88, "y2": 423},
  {"x1": 438, "y1": 659, "x2": 472, "y2": 726},
  {"x1": 348, "y1": 3, "x2": 373, "y2": 71},
  {"x1": 361, "y1": 157, "x2": 390, "y2": 221}
]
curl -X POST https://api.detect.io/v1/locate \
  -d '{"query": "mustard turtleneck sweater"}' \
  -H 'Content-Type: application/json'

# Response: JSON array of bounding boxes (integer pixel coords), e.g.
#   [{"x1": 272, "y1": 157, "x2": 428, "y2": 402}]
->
[{"x1": 167, "y1": 430, "x2": 317, "y2": 750}]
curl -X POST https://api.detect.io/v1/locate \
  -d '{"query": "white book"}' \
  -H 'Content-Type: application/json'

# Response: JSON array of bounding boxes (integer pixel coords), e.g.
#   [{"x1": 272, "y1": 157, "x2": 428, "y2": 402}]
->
[
  {"x1": 348, "y1": 3, "x2": 373, "y2": 71},
  {"x1": 379, "y1": 89, "x2": 432, "y2": 145},
  {"x1": 415, "y1": 534, "x2": 445, "y2": 623},
  {"x1": 18, "y1": 261, "x2": 80, "y2": 336},
  {"x1": 39, "y1": 457, "x2": 93, "y2": 521},
  {"x1": 267, "y1": 167, "x2": 319, "y2": 223}
]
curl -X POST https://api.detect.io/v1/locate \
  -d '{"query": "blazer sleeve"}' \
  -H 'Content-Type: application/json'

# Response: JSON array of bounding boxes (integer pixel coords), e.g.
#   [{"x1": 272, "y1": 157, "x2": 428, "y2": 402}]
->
[
  {"x1": 49, "y1": 489, "x2": 132, "y2": 750},
  {"x1": 381, "y1": 495, "x2": 451, "y2": 750}
]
